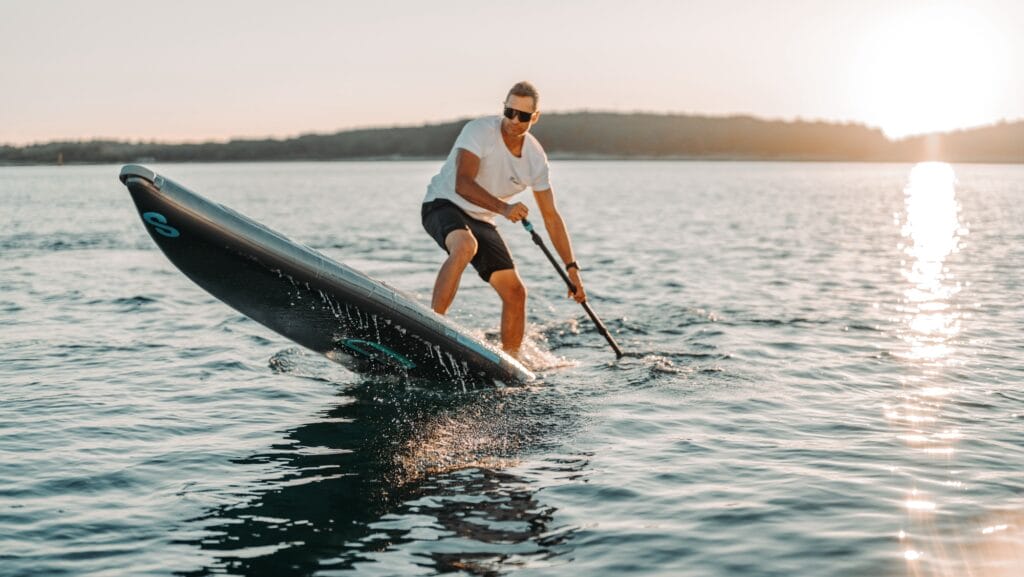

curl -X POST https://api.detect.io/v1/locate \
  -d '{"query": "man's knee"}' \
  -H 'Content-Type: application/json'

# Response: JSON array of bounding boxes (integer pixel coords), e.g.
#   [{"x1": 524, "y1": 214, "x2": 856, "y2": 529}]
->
[
  {"x1": 491, "y1": 270, "x2": 527, "y2": 304},
  {"x1": 444, "y1": 229, "x2": 477, "y2": 263},
  {"x1": 507, "y1": 281, "x2": 527, "y2": 305}
]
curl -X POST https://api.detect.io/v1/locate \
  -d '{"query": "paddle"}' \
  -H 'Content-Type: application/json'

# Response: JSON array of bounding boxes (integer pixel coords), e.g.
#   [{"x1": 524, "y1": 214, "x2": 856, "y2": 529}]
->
[{"x1": 521, "y1": 219, "x2": 624, "y2": 358}]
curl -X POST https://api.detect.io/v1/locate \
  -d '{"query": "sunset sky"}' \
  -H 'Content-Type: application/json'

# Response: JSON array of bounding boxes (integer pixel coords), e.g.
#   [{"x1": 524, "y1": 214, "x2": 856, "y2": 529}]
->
[{"x1": 1, "y1": 0, "x2": 1020, "y2": 145}]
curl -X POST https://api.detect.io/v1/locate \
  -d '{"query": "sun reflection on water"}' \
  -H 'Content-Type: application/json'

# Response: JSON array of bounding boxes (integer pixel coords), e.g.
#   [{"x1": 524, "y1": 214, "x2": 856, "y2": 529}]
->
[
  {"x1": 884, "y1": 163, "x2": 1024, "y2": 576},
  {"x1": 896, "y1": 162, "x2": 967, "y2": 364},
  {"x1": 889, "y1": 162, "x2": 968, "y2": 575}
]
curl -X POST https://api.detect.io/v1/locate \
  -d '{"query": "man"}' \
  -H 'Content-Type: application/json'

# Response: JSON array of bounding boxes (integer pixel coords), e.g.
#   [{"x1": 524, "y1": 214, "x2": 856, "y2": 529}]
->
[{"x1": 421, "y1": 81, "x2": 585, "y2": 357}]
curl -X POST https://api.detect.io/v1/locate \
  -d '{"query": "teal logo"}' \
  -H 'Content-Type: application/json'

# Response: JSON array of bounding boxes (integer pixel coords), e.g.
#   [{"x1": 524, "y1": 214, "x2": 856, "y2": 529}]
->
[
  {"x1": 341, "y1": 339, "x2": 416, "y2": 369},
  {"x1": 142, "y1": 212, "x2": 180, "y2": 238}
]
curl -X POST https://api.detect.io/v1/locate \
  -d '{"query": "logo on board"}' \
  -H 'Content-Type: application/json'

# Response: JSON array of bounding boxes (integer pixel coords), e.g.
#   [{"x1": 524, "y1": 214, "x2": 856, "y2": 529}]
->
[{"x1": 142, "y1": 212, "x2": 180, "y2": 238}]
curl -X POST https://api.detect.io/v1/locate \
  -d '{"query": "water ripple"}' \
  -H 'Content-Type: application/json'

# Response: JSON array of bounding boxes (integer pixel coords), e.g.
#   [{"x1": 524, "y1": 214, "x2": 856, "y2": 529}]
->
[{"x1": 2, "y1": 162, "x2": 1023, "y2": 576}]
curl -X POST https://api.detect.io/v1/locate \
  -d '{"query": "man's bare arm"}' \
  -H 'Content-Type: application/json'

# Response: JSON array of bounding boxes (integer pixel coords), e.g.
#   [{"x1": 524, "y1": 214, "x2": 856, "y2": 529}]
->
[{"x1": 535, "y1": 188, "x2": 586, "y2": 302}]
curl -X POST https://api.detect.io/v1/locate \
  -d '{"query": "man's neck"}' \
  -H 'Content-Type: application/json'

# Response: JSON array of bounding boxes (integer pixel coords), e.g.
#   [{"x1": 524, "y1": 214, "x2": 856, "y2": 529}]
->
[{"x1": 500, "y1": 124, "x2": 526, "y2": 154}]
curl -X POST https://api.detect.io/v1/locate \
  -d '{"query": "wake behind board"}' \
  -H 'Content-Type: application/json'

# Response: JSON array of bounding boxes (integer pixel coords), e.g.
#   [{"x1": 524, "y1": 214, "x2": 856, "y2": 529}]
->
[{"x1": 119, "y1": 165, "x2": 534, "y2": 386}]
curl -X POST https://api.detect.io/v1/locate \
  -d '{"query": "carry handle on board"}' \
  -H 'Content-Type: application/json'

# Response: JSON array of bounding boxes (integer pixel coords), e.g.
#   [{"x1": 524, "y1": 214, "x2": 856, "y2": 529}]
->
[{"x1": 522, "y1": 219, "x2": 624, "y2": 358}]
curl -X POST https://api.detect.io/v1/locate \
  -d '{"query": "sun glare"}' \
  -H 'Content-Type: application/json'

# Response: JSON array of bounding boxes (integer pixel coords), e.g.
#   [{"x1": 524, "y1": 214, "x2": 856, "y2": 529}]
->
[{"x1": 855, "y1": 4, "x2": 1008, "y2": 138}]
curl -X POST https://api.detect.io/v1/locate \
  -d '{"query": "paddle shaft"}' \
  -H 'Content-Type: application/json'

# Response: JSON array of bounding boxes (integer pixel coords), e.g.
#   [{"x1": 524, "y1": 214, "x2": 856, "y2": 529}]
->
[{"x1": 521, "y1": 219, "x2": 624, "y2": 358}]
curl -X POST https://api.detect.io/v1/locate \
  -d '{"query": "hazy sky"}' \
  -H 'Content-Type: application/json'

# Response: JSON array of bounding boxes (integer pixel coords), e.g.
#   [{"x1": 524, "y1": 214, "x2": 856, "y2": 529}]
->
[{"x1": 1, "y1": 0, "x2": 1020, "y2": 144}]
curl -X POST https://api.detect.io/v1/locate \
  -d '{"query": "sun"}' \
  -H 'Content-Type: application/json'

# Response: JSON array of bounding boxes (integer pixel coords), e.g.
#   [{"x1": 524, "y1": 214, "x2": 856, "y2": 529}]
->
[{"x1": 853, "y1": 3, "x2": 1008, "y2": 139}]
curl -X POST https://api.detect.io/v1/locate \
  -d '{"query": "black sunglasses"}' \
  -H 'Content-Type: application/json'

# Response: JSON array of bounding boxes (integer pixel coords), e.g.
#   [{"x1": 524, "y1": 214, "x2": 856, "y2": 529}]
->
[{"x1": 503, "y1": 106, "x2": 535, "y2": 122}]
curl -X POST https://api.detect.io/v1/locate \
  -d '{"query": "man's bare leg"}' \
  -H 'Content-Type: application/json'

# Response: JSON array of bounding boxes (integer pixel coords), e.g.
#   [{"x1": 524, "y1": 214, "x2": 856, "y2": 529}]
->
[
  {"x1": 431, "y1": 229, "x2": 477, "y2": 314},
  {"x1": 488, "y1": 268, "x2": 528, "y2": 356}
]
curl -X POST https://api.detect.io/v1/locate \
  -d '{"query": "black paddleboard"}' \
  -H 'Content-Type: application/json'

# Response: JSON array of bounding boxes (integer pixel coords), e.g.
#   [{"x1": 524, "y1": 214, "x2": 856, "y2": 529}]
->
[{"x1": 119, "y1": 165, "x2": 534, "y2": 387}]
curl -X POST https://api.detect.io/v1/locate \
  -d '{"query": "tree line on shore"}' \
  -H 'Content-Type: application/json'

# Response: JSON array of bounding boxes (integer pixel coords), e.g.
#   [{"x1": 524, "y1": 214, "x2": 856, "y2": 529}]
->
[{"x1": 1, "y1": 112, "x2": 1021, "y2": 165}]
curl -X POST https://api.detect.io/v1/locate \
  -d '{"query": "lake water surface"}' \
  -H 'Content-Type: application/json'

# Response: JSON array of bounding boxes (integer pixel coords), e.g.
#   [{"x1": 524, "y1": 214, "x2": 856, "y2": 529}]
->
[{"x1": 1, "y1": 161, "x2": 1022, "y2": 576}]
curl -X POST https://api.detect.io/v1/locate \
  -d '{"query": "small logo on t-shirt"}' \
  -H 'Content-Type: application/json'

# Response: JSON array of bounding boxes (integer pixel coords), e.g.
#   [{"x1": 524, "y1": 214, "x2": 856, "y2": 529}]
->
[{"x1": 509, "y1": 175, "x2": 522, "y2": 186}]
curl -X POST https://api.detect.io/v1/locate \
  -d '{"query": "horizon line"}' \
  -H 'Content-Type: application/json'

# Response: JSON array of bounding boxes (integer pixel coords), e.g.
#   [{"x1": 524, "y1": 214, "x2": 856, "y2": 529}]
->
[{"x1": 3, "y1": 110, "x2": 1021, "y2": 149}]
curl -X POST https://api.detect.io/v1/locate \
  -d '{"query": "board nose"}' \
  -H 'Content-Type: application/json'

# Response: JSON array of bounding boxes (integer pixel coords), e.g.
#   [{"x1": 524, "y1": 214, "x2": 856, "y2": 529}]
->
[{"x1": 119, "y1": 164, "x2": 158, "y2": 185}]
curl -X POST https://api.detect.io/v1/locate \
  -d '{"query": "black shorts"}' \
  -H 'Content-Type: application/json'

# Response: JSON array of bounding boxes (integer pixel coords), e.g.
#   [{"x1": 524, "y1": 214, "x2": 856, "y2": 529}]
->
[{"x1": 422, "y1": 199, "x2": 514, "y2": 282}]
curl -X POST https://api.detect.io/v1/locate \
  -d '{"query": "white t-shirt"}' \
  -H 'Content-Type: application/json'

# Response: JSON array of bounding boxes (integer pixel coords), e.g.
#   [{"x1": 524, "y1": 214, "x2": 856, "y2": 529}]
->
[{"x1": 424, "y1": 116, "x2": 551, "y2": 224}]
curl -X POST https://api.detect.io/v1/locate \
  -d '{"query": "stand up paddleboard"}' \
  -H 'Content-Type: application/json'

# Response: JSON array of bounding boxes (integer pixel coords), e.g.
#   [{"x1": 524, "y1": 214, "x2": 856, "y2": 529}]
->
[{"x1": 119, "y1": 165, "x2": 534, "y2": 386}]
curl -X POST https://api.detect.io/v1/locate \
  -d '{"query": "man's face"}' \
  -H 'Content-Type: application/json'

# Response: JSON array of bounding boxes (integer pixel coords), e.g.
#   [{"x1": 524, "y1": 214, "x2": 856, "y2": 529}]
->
[{"x1": 501, "y1": 95, "x2": 539, "y2": 137}]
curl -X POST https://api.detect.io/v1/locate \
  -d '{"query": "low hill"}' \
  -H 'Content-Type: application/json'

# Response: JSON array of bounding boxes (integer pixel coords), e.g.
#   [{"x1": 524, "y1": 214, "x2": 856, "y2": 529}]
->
[{"x1": 1, "y1": 112, "x2": 1021, "y2": 165}]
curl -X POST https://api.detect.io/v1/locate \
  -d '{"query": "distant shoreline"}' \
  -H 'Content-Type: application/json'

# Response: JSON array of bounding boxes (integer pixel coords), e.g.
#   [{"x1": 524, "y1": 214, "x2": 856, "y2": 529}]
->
[
  {"x1": 4, "y1": 156, "x2": 1024, "y2": 167},
  {"x1": 2, "y1": 112, "x2": 1021, "y2": 165}
]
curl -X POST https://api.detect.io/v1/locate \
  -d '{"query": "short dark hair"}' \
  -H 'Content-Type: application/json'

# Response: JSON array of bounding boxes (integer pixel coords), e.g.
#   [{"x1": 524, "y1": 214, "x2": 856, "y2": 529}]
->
[{"x1": 507, "y1": 81, "x2": 539, "y2": 108}]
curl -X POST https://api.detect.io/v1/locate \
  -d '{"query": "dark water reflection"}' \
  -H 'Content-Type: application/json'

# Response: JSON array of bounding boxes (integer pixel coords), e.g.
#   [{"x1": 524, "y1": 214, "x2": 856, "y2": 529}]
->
[{"x1": 177, "y1": 379, "x2": 580, "y2": 576}]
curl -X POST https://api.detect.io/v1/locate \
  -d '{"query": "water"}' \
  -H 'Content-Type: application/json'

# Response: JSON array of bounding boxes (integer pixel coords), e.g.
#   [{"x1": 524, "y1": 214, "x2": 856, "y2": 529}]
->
[{"x1": 2, "y1": 160, "x2": 1023, "y2": 576}]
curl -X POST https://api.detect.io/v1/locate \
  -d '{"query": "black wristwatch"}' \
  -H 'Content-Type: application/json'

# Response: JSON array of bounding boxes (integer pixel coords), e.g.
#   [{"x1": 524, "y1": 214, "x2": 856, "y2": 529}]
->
[{"x1": 565, "y1": 261, "x2": 580, "y2": 272}]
